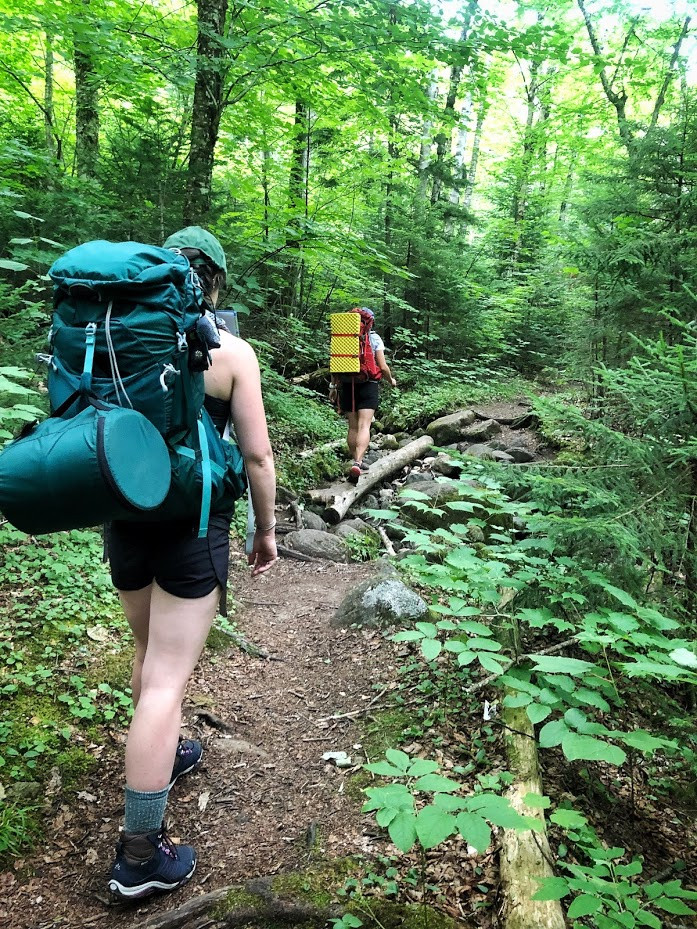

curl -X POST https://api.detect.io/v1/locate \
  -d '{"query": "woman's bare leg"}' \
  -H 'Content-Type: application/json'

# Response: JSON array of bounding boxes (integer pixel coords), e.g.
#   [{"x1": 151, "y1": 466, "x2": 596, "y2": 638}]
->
[{"x1": 121, "y1": 582, "x2": 219, "y2": 792}]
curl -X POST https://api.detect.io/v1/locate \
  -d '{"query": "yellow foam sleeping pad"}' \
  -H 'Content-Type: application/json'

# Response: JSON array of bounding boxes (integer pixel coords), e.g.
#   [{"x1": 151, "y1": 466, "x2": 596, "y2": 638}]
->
[{"x1": 330, "y1": 312, "x2": 361, "y2": 374}]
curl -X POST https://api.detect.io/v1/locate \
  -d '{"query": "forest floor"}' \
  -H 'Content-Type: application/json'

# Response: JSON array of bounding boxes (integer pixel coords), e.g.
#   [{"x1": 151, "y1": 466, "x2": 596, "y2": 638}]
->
[
  {"x1": 6, "y1": 554, "x2": 396, "y2": 929},
  {"x1": 5, "y1": 401, "x2": 696, "y2": 929}
]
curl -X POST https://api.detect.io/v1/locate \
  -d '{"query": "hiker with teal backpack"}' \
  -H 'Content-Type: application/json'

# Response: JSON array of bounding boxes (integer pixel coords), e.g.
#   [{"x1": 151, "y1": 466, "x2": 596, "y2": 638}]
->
[
  {"x1": 0, "y1": 227, "x2": 277, "y2": 897},
  {"x1": 104, "y1": 228, "x2": 277, "y2": 899}
]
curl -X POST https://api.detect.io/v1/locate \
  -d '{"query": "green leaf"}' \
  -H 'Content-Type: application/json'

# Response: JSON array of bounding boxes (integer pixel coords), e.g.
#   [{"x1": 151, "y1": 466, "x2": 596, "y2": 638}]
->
[
  {"x1": 635, "y1": 912, "x2": 661, "y2": 929},
  {"x1": 529, "y1": 655, "x2": 597, "y2": 675},
  {"x1": 550, "y1": 808, "x2": 587, "y2": 828},
  {"x1": 539, "y1": 719, "x2": 569, "y2": 748},
  {"x1": 618, "y1": 730, "x2": 668, "y2": 753},
  {"x1": 531, "y1": 877, "x2": 570, "y2": 901},
  {"x1": 407, "y1": 759, "x2": 440, "y2": 776},
  {"x1": 414, "y1": 806, "x2": 456, "y2": 849},
  {"x1": 392, "y1": 630, "x2": 424, "y2": 642},
  {"x1": 669, "y1": 648, "x2": 697, "y2": 669},
  {"x1": 527, "y1": 703, "x2": 552, "y2": 725},
  {"x1": 365, "y1": 762, "x2": 404, "y2": 777},
  {"x1": 455, "y1": 812, "x2": 491, "y2": 852},
  {"x1": 523, "y1": 793, "x2": 551, "y2": 809},
  {"x1": 562, "y1": 733, "x2": 626, "y2": 766},
  {"x1": 653, "y1": 897, "x2": 696, "y2": 915},
  {"x1": 421, "y1": 638, "x2": 442, "y2": 661},
  {"x1": 567, "y1": 894, "x2": 602, "y2": 918},
  {"x1": 412, "y1": 774, "x2": 460, "y2": 793},
  {"x1": 9, "y1": 237, "x2": 33, "y2": 245},
  {"x1": 12, "y1": 209, "x2": 44, "y2": 222},
  {"x1": 478, "y1": 654, "x2": 505, "y2": 674},
  {"x1": 0, "y1": 259, "x2": 29, "y2": 271},
  {"x1": 387, "y1": 811, "x2": 417, "y2": 852},
  {"x1": 415, "y1": 622, "x2": 437, "y2": 638},
  {"x1": 385, "y1": 749, "x2": 411, "y2": 773}
]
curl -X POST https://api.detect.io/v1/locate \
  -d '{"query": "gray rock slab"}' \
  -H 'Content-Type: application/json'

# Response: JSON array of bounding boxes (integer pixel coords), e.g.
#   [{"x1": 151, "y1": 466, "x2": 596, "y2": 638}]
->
[
  {"x1": 284, "y1": 528, "x2": 350, "y2": 563},
  {"x1": 426, "y1": 409, "x2": 476, "y2": 444},
  {"x1": 301, "y1": 510, "x2": 328, "y2": 532},
  {"x1": 332, "y1": 518, "x2": 378, "y2": 541},
  {"x1": 506, "y1": 446, "x2": 536, "y2": 463},
  {"x1": 460, "y1": 419, "x2": 502, "y2": 442},
  {"x1": 405, "y1": 469, "x2": 435, "y2": 484},
  {"x1": 431, "y1": 452, "x2": 463, "y2": 477}
]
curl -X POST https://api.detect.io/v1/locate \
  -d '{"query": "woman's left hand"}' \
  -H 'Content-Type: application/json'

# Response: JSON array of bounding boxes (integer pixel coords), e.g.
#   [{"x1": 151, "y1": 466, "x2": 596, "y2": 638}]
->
[{"x1": 249, "y1": 528, "x2": 278, "y2": 576}]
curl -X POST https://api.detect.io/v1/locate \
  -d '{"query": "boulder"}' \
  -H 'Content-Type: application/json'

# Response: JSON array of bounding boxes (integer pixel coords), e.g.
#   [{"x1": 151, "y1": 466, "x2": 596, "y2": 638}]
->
[
  {"x1": 426, "y1": 409, "x2": 476, "y2": 445},
  {"x1": 431, "y1": 452, "x2": 463, "y2": 478},
  {"x1": 379, "y1": 434, "x2": 400, "y2": 451},
  {"x1": 363, "y1": 449, "x2": 381, "y2": 466},
  {"x1": 506, "y1": 446, "x2": 536, "y2": 463},
  {"x1": 491, "y1": 451, "x2": 514, "y2": 463},
  {"x1": 284, "y1": 529, "x2": 349, "y2": 563},
  {"x1": 399, "y1": 479, "x2": 465, "y2": 530},
  {"x1": 460, "y1": 419, "x2": 502, "y2": 442},
  {"x1": 332, "y1": 518, "x2": 379, "y2": 543},
  {"x1": 361, "y1": 494, "x2": 379, "y2": 510},
  {"x1": 378, "y1": 488, "x2": 396, "y2": 506},
  {"x1": 301, "y1": 510, "x2": 328, "y2": 532},
  {"x1": 459, "y1": 442, "x2": 497, "y2": 459},
  {"x1": 405, "y1": 469, "x2": 435, "y2": 484},
  {"x1": 332, "y1": 565, "x2": 428, "y2": 628}
]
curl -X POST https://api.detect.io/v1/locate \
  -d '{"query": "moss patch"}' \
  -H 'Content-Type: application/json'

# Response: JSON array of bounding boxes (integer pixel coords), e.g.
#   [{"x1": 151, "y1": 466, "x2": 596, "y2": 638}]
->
[
  {"x1": 348, "y1": 897, "x2": 459, "y2": 929},
  {"x1": 271, "y1": 858, "x2": 357, "y2": 907}
]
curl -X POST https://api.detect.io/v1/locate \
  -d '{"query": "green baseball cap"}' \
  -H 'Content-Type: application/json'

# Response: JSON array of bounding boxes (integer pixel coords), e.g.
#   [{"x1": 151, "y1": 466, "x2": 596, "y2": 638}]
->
[{"x1": 163, "y1": 226, "x2": 227, "y2": 275}]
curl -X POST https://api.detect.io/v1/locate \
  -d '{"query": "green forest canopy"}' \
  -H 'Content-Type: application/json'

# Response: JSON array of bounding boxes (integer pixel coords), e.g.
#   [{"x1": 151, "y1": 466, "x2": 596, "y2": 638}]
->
[{"x1": 0, "y1": 0, "x2": 694, "y2": 378}]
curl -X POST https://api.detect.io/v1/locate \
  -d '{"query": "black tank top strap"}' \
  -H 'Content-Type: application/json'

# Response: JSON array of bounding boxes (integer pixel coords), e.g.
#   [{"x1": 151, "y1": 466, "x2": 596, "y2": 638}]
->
[{"x1": 203, "y1": 394, "x2": 229, "y2": 437}]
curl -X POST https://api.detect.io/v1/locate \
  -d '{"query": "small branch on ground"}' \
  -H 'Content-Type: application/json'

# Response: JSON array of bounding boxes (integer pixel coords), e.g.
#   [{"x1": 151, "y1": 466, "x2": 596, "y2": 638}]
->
[
  {"x1": 316, "y1": 687, "x2": 389, "y2": 723},
  {"x1": 377, "y1": 526, "x2": 396, "y2": 557}
]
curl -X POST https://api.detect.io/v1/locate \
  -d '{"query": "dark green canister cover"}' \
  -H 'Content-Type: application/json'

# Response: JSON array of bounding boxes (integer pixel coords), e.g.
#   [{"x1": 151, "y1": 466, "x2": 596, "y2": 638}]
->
[{"x1": 0, "y1": 405, "x2": 171, "y2": 535}]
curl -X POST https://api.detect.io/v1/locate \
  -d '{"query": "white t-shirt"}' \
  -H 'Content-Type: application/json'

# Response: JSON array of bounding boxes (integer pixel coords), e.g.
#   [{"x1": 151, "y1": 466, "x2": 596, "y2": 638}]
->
[{"x1": 369, "y1": 331, "x2": 384, "y2": 354}]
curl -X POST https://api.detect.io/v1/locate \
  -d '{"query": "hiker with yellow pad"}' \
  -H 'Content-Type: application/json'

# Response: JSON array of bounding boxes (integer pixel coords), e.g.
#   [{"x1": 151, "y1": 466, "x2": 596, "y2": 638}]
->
[{"x1": 329, "y1": 307, "x2": 397, "y2": 484}]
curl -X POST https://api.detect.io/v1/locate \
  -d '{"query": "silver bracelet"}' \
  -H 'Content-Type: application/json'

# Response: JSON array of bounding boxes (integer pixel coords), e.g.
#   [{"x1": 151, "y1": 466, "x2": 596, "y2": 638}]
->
[{"x1": 255, "y1": 519, "x2": 277, "y2": 532}]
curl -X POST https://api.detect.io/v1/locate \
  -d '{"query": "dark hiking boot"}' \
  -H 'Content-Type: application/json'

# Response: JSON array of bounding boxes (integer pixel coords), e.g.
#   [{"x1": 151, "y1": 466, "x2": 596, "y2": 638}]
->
[
  {"x1": 170, "y1": 737, "x2": 203, "y2": 787},
  {"x1": 108, "y1": 825, "x2": 196, "y2": 899}
]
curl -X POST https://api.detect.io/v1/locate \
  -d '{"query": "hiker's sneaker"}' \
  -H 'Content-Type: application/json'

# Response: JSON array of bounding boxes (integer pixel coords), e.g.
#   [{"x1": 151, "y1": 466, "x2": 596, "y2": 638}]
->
[
  {"x1": 170, "y1": 738, "x2": 203, "y2": 787},
  {"x1": 348, "y1": 463, "x2": 362, "y2": 484},
  {"x1": 108, "y1": 826, "x2": 196, "y2": 899}
]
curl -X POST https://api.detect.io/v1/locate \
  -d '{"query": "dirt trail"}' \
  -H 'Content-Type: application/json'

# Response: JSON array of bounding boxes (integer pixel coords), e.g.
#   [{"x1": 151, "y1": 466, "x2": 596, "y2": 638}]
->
[{"x1": 9, "y1": 554, "x2": 393, "y2": 929}]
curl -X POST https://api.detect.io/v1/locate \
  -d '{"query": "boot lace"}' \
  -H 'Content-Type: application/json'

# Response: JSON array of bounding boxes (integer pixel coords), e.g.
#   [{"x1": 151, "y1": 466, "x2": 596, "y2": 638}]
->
[{"x1": 157, "y1": 825, "x2": 179, "y2": 860}]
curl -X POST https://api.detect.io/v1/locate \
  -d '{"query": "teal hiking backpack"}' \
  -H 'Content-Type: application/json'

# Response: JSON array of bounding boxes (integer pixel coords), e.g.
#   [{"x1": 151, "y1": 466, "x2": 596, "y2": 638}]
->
[{"x1": 0, "y1": 240, "x2": 246, "y2": 536}]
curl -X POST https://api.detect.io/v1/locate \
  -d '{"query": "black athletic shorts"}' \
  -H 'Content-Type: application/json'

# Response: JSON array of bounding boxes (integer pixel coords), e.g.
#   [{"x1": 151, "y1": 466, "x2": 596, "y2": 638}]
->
[
  {"x1": 339, "y1": 379, "x2": 380, "y2": 413},
  {"x1": 107, "y1": 514, "x2": 231, "y2": 599}
]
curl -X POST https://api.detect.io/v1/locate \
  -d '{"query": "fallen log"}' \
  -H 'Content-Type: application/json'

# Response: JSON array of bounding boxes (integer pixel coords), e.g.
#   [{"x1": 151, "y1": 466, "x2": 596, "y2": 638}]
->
[
  {"x1": 290, "y1": 366, "x2": 330, "y2": 386},
  {"x1": 306, "y1": 435, "x2": 434, "y2": 524},
  {"x1": 298, "y1": 438, "x2": 345, "y2": 459},
  {"x1": 137, "y1": 876, "x2": 330, "y2": 929},
  {"x1": 497, "y1": 589, "x2": 565, "y2": 929}
]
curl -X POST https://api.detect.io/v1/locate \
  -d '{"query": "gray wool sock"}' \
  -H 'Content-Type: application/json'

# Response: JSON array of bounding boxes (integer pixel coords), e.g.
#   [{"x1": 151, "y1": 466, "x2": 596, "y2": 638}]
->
[{"x1": 124, "y1": 785, "x2": 169, "y2": 835}]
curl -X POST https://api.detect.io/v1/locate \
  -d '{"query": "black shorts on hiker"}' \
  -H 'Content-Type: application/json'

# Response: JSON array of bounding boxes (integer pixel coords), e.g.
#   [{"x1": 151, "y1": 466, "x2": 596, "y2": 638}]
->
[
  {"x1": 106, "y1": 514, "x2": 230, "y2": 599},
  {"x1": 339, "y1": 379, "x2": 379, "y2": 413}
]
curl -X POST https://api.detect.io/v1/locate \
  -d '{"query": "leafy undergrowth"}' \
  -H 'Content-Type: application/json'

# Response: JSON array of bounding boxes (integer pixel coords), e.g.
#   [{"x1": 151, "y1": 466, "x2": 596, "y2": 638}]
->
[{"x1": 354, "y1": 442, "x2": 697, "y2": 929}]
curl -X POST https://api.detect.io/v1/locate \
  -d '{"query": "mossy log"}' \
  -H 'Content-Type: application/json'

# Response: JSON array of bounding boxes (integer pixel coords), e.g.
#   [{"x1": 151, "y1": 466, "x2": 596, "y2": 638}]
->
[
  {"x1": 497, "y1": 590, "x2": 566, "y2": 929},
  {"x1": 307, "y1": 435, "x2": 434, "y2": 524}
]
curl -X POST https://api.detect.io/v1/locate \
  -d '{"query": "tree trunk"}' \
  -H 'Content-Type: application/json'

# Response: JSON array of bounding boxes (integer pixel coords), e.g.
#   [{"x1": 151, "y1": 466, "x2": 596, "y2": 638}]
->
[
  {"x1": 417, "y1": 74, "x2": 439, "y2": 201},
  {"x1": 284, "y1": 99, "x2": 310, "y2": 313},
  {"x1": 430, "y1": 0, "x2": 479, "y2": 205},
  {"x1": 497, "y1": 590, "x2": 566, "y2": 929},
  {"x1": 462, "y1": 83, "x2": 489, "y2": 217},
  {"x1": 44, "y1": 32, "x2": 57, "y2": 162},
  {"x1": 73, "y1": 4, "x2": 99, "y2": 179},
  {"x1": 443, "y1": 92, "x2": 473, "y2": 237},
  {"x1": 184, "y1": 0, "x2": 228, "y2": 224}
]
